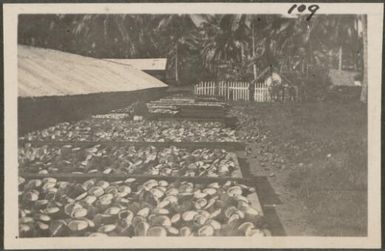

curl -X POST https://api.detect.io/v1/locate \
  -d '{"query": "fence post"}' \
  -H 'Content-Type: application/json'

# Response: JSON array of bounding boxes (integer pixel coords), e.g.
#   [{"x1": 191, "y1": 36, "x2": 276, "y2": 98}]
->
[
  {"x1": 246, "y1": 82, "x2": 248, "y2": 101},
  {"x1": 234, "y1": 82, "x2": 239, "y2": 100},
  {"x1": 235, "y1": 82, "x2": 237, "y2": 101},
  {"x1": 254, "y1": 83, "x2": 256, "y2": 102},
  {"x1": 232, "y1": 82, "x2": 234, "y2": 101},
  {"x1": 221, "y1": 81, "x2": 224, "y2": 97},
  {"x1": 196, "y1": 83, "x2": 199, "y2": 96},
  {"x1": 220, "y1": 81, "x2": 224, "y2": 96},
  {"x1": 244, "y1": 82, "x2": 246, "y2": 100},
  {"x1": 256, "y1": 82, "x2": 259, "y2": 102},
  {"x1": 198, "y1": 82, "x2": 200, "y2": 96},
  {"x1": 233, "y1": 82, "x2": 236, "y2": 101},
  {"x1": 255, "y1": 82, "x2": 257, "y2": 102},
  {"x1": 240, "y1": 82, "x2": 245, "y2": 100},
  {"x1": 238, "y1": 82, "x2": 240, "y2": 101},
  {"x1": 229, "y1": 82, "x2": 231, "y2": 100},
  {"x1": 246, "y1": 82, "x2": 249, "y2": 101},
  {"x1": 257, "y1": 82, "x2": 260, "y2": 102}
]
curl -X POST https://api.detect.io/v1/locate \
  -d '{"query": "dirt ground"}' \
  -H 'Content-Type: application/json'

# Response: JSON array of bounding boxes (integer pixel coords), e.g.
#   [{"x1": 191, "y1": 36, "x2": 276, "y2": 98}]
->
[{"x1": 230, "y1": 101, "x2": 367, "y2": 236}]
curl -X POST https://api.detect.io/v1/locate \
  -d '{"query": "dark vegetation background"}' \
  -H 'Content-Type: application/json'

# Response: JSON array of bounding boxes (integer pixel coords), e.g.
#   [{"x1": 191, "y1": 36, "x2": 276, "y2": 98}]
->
[{"x1": 18, "y1": 14, "x2": 366, "y2": 102}]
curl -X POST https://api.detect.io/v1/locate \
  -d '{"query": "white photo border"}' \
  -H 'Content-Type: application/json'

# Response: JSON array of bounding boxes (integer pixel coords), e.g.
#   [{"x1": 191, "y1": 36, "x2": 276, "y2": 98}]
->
[{"x1": 3, "y1": 2, "x2": 383, "y2": 249}]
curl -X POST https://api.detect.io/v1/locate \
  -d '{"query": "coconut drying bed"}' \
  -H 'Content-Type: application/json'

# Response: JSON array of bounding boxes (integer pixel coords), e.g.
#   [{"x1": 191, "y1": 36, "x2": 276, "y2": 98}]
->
[
  {"x1": 18, "y1": 141, "x2": 285, "y2": 237},
  {"x1": 146, "y1": 97, "x2": 234, "y2": 123},
  {"x1": 19, "y1": 119, "x2": 238, "y2": 142},
  {"x1": 19, "y1": 174, "x2": 272, "y2": 237},
  {"x1": 88, "y1": 96, "x2": 237, "y2": 127},
  {"x1": 143, "y1": 97, "x2": 285, "y2": 236},
  {"x1": 17, "y1": 100, "x2": 285, "y2": 237},
  {"x1": 18, "y1": 141, "x2": 246, "y2": 178}
]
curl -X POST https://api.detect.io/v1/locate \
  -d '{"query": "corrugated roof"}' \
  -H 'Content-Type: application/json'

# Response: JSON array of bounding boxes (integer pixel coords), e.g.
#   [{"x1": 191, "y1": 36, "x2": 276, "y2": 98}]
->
[
  {"x1": 18, "y1": 45, "x2": 167, "y2": 98},
  {"x1": 104, "y1": 58, "x2": 167, "y2": 71}
]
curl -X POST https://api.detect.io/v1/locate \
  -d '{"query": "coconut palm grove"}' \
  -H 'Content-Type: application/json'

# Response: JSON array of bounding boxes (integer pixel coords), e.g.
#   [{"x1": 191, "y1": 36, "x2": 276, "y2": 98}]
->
[{"x1": 18, "y1": 14, "x2": 368, "y2": 237}]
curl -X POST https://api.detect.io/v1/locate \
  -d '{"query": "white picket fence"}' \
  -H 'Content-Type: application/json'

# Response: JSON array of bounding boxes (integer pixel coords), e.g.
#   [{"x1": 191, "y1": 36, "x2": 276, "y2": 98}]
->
[
  {"x1": 254, "y1": 81, "x2": 271, "y2": 102},
  {"x1": 194, "y1": 81, "x2": 271, "y2": 102}
]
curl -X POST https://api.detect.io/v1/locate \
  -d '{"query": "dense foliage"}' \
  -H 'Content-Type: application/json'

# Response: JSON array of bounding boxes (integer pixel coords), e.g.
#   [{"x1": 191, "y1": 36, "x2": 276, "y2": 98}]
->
[{"x1": 18, "y1": 14, "x2": 365, "y2": 87}]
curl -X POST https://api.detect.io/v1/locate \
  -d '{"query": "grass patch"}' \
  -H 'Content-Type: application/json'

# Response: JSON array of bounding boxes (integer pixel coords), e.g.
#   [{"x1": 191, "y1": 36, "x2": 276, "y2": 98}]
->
[{"x1": 232, "y1": 101, "x2": 367, "y2": 236}]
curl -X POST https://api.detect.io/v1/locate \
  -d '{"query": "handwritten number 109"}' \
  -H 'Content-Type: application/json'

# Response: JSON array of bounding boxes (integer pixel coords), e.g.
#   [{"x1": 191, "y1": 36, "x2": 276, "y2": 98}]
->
[{"x1": 288, "y1": 4, "x2": 320, "y2": 21}]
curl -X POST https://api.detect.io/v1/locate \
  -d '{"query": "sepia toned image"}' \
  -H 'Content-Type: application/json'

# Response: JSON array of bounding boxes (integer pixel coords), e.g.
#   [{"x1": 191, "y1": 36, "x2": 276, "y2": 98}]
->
[{"x1": 3, "y1": 2, "x2": 383, "y2": 249}]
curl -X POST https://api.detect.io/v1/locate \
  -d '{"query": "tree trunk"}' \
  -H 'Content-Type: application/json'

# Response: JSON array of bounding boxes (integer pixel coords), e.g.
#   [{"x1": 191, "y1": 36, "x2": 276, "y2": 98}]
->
[
  {"x1": 360, "y1": 15, "x2": 368, "y2": 103},
  {"x1": 338, "y1": 46, "x2": 343, "y2": 70},
  {"x1": 252, "y1": 23, "x2": 257, "y2": 80},
  {"x1": 240, "y1": 43, "x2": 245, "y2": 63},
  {"x1": 175, "y1": 43, "x2": 179, "y2": 83},
  {"x1": 265, "y1": 37, "x2": 271, "y2": 67}
]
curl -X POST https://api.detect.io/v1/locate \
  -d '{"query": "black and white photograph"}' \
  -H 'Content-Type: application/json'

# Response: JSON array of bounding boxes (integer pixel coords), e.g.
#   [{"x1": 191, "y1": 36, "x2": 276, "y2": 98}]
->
[{"x1": 3, "y1": 2, "x2": 383, "y2": 249}]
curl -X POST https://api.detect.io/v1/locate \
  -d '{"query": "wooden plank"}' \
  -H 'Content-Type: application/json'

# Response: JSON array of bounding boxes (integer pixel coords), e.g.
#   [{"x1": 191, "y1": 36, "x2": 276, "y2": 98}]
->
[
  {"x1": 237, "y1": 157, "x2": 252, "y2": 178},
  {"x1": 253, "y1": 176, "x2": 282, "y2": 206},
  {"x1": 19, "y1": 172, "x2": 256, "y2": 183},
  {"x1": 247, "y1": 192, "x2": 264, "y2": 217},
  {"x1": 149, "y1": 102, "x2": 226, "y2": 108},
  {"x1": 147, "y1": 116, "x2": 238, "y2": 128},
  {"x1": 229, "y1": 152, "x2": 242, "y2": 178},
  {"x1": 261, "y1": 207, "x2": 286, "y2": 236},
  {"x1": 19, "y1": 140, "x2": 246, "y2": 151}
]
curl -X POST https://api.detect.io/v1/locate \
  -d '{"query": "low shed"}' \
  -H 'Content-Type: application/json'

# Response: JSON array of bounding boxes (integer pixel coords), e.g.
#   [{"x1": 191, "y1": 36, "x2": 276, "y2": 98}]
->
[
  {"x1": 18, "y1": 45, "x2": 168, "y2": 134},
  {"x1": 328, "y1": 69, "x2": 362, "y2": 87},
  {"x1": 327, "y1": 69, "x2": 362, "y2": 101},
  {"x1": 105, "y1": 58, "x2": 167, "y2": 82}
]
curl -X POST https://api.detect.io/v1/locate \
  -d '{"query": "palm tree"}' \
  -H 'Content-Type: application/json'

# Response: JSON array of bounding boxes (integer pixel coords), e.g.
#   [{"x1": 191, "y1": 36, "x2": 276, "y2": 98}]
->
[
  {"x1": 72, "y1": 14, "x2": 160, "y2": 58},
  {"x1": 360, "y1": 15, "x2": 368, "y2": 103},
  {"x1": 156, "y1": 14, "x2": 201, "y2": 83},
  {"x1": 201, "y1": 15, "x2": 251, "y2": 79}
]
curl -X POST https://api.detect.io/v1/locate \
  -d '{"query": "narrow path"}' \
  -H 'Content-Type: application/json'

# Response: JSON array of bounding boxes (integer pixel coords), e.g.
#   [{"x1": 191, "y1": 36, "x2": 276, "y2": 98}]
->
[{"x1": 245, "y1": 141, "x2": 316, "y2": 235}]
